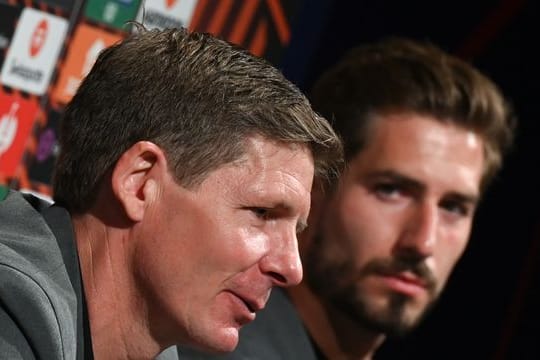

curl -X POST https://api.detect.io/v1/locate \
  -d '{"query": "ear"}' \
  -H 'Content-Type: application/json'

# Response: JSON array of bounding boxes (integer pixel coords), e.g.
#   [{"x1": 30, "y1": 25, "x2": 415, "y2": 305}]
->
[{"x1": 111, "y1": 141, "x2": 168, "y2": 222}]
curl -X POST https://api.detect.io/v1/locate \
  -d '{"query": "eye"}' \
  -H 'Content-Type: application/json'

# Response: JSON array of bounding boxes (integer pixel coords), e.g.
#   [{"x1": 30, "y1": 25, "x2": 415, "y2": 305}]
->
[
  {"x1": 373, "y1": 183, "x2": 402, "y2": 200},
  {"x1": 439, "y1": 199, "x2": 470, "y2": 218},
  {"x1": 250, "y1": 207, "x2": 270, "y2": 219}
]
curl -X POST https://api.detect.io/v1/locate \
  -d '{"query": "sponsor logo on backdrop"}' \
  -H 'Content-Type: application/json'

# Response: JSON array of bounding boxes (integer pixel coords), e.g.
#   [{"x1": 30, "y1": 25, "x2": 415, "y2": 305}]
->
[
  {"x1": 36, "y1": 128, "x2": 57, "y2": 162},
  {"x1": 137, "y1": 0, "x2": 197, "y2": 30},
  {"x1": 28, "y1": 108, "x2": 61, "y2": 185},
  {"x1": 0, "y1": 92, "x2": 39, "y2": 177},
  {"x1": 52, "y1": 23, "x2": 122, "y2": 104},
  {"x1": 85, "y1": 0, "x2": 142, "y2": 30},
  {"x1": 0, "y1": 103, "x2": 19, "y2": 156},
  {"x1": 166, "y1": 0, "x2": 177, "y2": 8},
  {"x1": 30, "y1": 19, "x2": 48, "y2": 58},
  {"x1": 0, "y1": 8, "x2": 68, "y2": 95}
]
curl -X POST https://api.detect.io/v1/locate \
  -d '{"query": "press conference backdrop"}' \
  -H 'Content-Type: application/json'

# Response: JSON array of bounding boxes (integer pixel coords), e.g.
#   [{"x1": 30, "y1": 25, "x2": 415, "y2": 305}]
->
[{"x1": 0, "y1": 0, "x2": 301, "y2": 198}]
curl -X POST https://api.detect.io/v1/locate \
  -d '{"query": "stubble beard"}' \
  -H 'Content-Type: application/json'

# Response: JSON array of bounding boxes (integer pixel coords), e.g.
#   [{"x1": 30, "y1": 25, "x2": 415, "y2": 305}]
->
[
  {"x1": 332, "y1": 283, "x2": 436, "y2": 337},
  {"x1": 304, "y1": 234, "x2": 438, "y2": 338}
]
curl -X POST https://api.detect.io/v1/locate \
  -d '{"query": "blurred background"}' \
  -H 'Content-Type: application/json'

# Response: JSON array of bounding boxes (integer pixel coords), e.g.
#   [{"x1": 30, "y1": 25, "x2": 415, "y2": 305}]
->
[{"x1": 0, "y1": 0, "x2": 538, "y2": 358}]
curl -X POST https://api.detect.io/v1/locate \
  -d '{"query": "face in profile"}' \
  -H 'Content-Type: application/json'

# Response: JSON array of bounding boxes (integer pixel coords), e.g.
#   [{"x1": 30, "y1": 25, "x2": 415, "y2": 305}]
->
[
  {"x1": 134, "y1": 136, "x2": 314, "y2": 352},
  {"x1": 305, "y1": 113, "x2": 484, "y2": 335}
]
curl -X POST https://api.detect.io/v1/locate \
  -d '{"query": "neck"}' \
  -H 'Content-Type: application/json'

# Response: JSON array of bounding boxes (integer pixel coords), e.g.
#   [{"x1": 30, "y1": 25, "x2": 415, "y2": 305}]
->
[
  {"x1": 73, "y1": 213, "x2": 161, "y2": 360},
  {"x1": 287, "y1": 282, "x2": 385, "y2": 360}
]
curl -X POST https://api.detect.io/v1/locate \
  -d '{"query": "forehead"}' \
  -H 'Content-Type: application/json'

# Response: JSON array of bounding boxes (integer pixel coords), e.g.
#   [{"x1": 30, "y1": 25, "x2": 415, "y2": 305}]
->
[
  {"x1": 239, "y1": 136, "x2": 314, "y2": 192},
  {"x1": 351, "y1": 113, "x2": 485, "y2": 194},
  {"x1": 230, "y1": 136, "x2": 313, "y2": 177},
  {"x1": 203, "y1": 135, "x2": 315, "y2": 210}
]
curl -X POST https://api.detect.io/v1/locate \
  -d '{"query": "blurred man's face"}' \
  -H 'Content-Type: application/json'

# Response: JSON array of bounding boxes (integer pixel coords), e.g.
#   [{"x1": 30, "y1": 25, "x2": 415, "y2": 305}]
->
[
  {"x1": 305, "y1": 113, "x2": 484, "y2": 335},
  {"x1": 136, "y1": 136, "x2": 313, "y2": 352}
]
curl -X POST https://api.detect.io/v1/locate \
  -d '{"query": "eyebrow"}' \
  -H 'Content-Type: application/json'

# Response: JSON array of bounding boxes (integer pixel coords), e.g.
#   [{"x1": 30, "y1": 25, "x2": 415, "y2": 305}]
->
[
  {"x1": 366, "y1": 170, "x2": 480, "y2": 205},
  {"x1": 443, "y1": 192, "x2": 480, "y2": 207}
]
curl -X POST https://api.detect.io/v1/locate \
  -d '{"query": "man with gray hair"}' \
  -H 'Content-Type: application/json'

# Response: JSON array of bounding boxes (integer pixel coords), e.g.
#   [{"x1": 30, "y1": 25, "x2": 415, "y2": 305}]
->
[{"x1": 0, "y1": 27, "x2": 342, "y2": 359}]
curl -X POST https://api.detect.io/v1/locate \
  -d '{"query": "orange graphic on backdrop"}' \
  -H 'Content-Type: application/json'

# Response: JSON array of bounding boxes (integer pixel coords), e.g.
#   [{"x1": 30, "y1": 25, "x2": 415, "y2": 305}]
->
[
  {"x1": 166, "y1": 0, "x2": 177, "y2": 9},
  {"x1": 52, "y1": 23, "x2": 122, "y2": 105},
  {"x1": 189, "y1": 0, "x2": 291, "y2": 57},
  {"x1": 29, "y1": 18, "x2": 48, "y2": 57},
  {"x1": 0, "y1": 92, "x2": 39, "y2": 177}
]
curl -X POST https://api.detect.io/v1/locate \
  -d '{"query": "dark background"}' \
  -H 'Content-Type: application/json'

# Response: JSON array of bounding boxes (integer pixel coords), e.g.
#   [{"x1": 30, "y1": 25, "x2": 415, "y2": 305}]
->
[{"x1": 282, "y1": 0, "x2": 539, "y2": 358}]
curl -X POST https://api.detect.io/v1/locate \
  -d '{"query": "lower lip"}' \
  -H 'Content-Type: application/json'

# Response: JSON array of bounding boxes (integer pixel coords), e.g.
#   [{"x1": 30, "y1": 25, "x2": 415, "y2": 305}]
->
[
  {"x1": 226, "y1": 291, "x2": 256, "y2": 325},
  {"x1": 378, "y1": 275, "x2": 426, "y2": 297}
]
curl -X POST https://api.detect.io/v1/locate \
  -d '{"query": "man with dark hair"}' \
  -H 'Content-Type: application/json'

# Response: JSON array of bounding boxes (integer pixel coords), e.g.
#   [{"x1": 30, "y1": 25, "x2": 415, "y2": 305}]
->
[
  {"x1": 0, "y1": 27, "x2": 342, "y2": 359},
  {"x1": 180, "y1": 37, "x2": 515, "y2": 359}
]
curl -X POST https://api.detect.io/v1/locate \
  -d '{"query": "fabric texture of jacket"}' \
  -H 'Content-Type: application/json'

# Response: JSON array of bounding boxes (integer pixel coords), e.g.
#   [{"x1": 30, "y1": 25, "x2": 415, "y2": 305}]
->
[{"x1": 0, "y1": 190, "x2": 89, "y2": 359}]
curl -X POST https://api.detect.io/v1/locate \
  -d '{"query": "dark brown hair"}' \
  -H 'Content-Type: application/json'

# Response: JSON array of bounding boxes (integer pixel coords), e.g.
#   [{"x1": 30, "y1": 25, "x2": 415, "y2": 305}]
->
[
  {"x1": 54, "y1": 27, "x2": 343, "y2": 213},
  {"x1": 311, "y1": 37, "x2": 515, "y2": 190}
]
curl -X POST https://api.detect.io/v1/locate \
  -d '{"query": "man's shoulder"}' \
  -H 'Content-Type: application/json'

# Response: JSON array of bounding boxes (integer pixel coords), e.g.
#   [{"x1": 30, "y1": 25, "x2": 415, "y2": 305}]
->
[
  {"x1": 0, "y1": 190, "x2": 62, "y2": 274},
  {"x1": 0, "y1": 190, "x2": 79, "y2": 359}
]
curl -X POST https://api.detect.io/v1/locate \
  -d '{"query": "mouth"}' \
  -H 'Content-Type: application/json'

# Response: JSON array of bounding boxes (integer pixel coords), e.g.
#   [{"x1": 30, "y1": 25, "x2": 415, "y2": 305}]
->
[
  {"x1": 227, "y1": 290, "x2": 266, "y2": 315},
  {"x1": 243, "y1": 299, "x2": 256, "y2": 313},
  {"x1": 239, "y1": 294, "x2": 265, "y2": 313},
  {"x1": 377, "y1": 271, "x2": 429, "y2": 297},
  {"x1": 391, "y1": 271, "x2": 427, "y2": 287}
]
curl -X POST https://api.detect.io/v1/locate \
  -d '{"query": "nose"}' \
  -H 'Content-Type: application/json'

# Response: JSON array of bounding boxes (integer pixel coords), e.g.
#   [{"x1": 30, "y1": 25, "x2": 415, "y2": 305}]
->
[
  {"x1": 396, "y1": 201, "x2": 437, "y2": 260},
  {"x1": 259, "y1": 229, "x2": 303, "y2": 287}
]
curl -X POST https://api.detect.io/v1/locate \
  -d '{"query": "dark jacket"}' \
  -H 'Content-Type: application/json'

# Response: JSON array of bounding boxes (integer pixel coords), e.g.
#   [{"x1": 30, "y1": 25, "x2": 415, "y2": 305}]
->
[{"x1": 0, "y1": 190, "x2": 89, "y2": 359}]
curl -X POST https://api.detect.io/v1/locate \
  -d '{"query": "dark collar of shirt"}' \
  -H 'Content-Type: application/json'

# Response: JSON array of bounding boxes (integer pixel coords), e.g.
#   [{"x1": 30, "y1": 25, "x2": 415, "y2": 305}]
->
[{"x1": 42, "y1": 203, "x2": 94, "y2": 360}]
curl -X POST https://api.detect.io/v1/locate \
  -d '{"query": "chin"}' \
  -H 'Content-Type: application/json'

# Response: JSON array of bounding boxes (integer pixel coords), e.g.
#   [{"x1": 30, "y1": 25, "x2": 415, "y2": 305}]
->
[
  {"x1": 190, "y1": 326, "x2": 240, "y2": 354},
  {"x1": 377, "y1": 316, "x2": 421, "y2": 337},
  {"x1": 371, "y1": 301, "x2": 431, "y2": 337}
]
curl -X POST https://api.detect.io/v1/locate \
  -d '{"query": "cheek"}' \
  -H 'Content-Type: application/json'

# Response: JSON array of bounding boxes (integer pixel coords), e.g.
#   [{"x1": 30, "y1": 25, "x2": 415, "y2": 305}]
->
[
  {"x1": 334, "y1": 190, "x2": 396, "y2": 256},
  {"x1": 198, "y1": 224, "x2": 272, "y2": 280},
  {"x1": 139, "y1": 207, "x2": 222, "y2": 287},
  {"x1": 223, "y1": 227, "x2": 269, "y2": 266},
  {"x1": 433, "y1": 226, "x2": 471, "y2": 285}
]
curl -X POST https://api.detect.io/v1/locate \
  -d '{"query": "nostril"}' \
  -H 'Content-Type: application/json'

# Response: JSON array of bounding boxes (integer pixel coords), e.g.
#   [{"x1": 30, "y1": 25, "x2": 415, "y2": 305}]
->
[{"x1": 269, "y1": 271, "x2": 287, "y2": 285}]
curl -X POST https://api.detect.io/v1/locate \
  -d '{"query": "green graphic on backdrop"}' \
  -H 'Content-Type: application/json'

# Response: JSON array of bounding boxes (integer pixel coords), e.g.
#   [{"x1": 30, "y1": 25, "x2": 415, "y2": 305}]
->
[{"x1": 85, "y1": 0, "x2": 141, "y2": 30}]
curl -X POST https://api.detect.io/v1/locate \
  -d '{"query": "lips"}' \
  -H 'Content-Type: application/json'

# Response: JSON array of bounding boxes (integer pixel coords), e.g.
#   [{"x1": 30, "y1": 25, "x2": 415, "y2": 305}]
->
[
  {"x1": 377, "y1": 271, "x2": 428, "y2": 297},
  {"x1": 230, "y1": 291, "x2": 266, "y2": 313},
  {"x1": 390, "y1": 271, "x2": 427, "y2": 288}
]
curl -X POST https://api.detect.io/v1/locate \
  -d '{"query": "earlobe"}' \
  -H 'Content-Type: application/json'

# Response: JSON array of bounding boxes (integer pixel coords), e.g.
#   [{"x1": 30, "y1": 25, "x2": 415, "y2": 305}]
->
[{"x1": 111, "y1": 141, "x2": 166, "y2": 222}]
